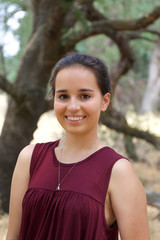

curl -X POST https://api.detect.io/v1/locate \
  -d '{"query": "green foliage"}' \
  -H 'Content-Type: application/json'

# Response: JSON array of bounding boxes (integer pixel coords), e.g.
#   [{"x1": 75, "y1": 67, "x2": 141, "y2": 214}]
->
[
  {"x1": 61, "y1": 1, "x2": 73, "y2": 11},
  {"x1": 62, "y1": 22, "x2": 91, "y2": 47},
  {"x1": 76, "y1": 0, "x2": 160, "y2": 90},
  {"x1": 94, "y1": 0, "x2": 159, "y2": 19},
  {"x1": 61, "y1": 9, "x2": 91, "y2": 46},
  {"x1": 76, "y1": 34, "x2": 120, "y2": 70},
  {"x1": 1, "y1": 0, "x2": 160, "y2": 101},
  {"x1": 0, "y1": 0, "x2": 32, "y2": 82},
  {"x1": 1, "y1": 0, "x2": 26, "y2": 9},
  {"x1": 14, "y1": 11, "x2": 32, "y2": 52}
]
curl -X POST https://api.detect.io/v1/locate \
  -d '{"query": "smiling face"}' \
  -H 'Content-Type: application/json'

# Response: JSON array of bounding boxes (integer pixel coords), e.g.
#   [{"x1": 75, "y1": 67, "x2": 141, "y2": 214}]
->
[{"x1": 54, "y1": 65, "x2": 110, "y2": 136}]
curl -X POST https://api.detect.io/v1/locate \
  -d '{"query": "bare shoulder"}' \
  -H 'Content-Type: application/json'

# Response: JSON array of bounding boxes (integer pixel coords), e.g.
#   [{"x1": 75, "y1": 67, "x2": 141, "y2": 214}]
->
[
  {"x1": 112, "y1": 158, "x2": 133, "y2": 172},
  {"x1": 11, "y1": 144, "x2": 36, "y2": 199},
  {"x1": 111, "y1": 158, "x2": 137, "y2": 180},
  {"x1": 109, "y1": 158, "x2": 150, "y2": 240},
  {"x1": 17, "y1": 144, "x2": 35, "y2": 164},
  {"x1": 14, "y1": 144, "x2": 36, "y2": 176},
  {"x1": 11, "y1": 143, "x2": 36, "y2": 191},
  {"x1": 18, "y1": 144, "x2": 35, "y2": 160},
  {"x1": 109, "y1": 158, "x2": 142, "y2": 192}
]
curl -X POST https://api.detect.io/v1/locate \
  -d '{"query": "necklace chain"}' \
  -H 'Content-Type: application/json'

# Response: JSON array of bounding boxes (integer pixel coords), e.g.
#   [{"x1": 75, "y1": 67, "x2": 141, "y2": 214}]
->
[
  {"x1": 56, "y1": 138, "x2": 99, "y2": 191},
  {"x1": 56, "y1": 161, "x2": 78, "y2": 190}
]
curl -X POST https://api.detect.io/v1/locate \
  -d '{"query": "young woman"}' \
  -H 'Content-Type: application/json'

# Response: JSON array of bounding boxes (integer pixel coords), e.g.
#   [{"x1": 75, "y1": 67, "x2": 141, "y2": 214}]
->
[{"x1": 6, "y1": 53, "x2": 150, "y2": 240}]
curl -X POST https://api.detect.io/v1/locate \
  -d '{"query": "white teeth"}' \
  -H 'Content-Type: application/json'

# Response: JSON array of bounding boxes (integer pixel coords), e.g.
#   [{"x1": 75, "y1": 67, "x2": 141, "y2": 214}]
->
[{"x1": 67, "y1": 116, "x2": 84, "y2": 121}]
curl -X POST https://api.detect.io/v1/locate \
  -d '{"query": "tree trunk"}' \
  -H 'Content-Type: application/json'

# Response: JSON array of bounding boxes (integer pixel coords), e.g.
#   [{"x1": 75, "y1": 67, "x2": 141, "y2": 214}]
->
[
  {"x1": 140, "y1": 38, "x2": 160, "y2": 113},
  {"x1": 0, "y1": 94, "x2": 46, "y2": 212},
  {"x1": 0, "y1": 0, "x2": 71, "y2": 212}
]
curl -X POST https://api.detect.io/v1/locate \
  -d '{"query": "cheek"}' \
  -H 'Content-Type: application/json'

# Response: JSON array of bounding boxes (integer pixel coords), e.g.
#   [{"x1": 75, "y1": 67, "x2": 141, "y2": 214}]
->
[
  {"x1": 84, "y1": 101, "x2": 102, "y2": 115},
  {"x1": 54, "y1": 102, "x2": 65, "y2": 116}
]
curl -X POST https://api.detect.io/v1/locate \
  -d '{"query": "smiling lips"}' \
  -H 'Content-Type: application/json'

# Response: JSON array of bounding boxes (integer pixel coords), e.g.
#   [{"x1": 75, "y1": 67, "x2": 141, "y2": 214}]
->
[{"x1": 65, "y1": 115, "x2": 86, "y2": 122}]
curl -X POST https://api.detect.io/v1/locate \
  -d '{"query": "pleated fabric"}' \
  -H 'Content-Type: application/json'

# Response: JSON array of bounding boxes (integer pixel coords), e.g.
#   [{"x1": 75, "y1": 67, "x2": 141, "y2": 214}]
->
[{"x1": 19, "y1": 140, "x2": 124, "y2": 240}]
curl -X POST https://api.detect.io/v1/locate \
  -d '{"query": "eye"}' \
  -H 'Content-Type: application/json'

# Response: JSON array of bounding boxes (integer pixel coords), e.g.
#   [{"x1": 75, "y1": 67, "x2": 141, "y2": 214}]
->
[
  {"x1": 81, "y1": 94, "x2": 91, "y2": 99},
  {"x1": 59, "y1": 94, "x2": 68, "y2": 100}
]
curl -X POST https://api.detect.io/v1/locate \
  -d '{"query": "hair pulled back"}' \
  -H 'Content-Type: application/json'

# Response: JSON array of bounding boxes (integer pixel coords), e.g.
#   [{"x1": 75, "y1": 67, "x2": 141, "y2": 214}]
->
[{"x1": 50, "y1": 53, "x2": 110, "y2": 97}]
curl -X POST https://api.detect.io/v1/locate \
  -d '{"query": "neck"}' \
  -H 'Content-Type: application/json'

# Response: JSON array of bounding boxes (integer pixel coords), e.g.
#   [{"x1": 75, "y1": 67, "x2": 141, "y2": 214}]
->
[{"x1": 61, "y1": 131, "x2": 99, "y2": 151}]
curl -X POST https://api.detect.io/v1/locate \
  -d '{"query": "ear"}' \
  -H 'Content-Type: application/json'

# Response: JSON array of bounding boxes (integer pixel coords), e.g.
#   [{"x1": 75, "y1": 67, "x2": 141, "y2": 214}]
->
[{"x1": 101, "y1": 93, "x2": 110, "y2": 112}]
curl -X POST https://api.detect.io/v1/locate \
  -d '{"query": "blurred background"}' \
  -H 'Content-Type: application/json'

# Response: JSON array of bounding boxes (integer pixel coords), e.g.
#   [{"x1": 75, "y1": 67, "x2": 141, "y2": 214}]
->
[{"x1": 0, "y1": 0, "x2": 160, "y2": 239}]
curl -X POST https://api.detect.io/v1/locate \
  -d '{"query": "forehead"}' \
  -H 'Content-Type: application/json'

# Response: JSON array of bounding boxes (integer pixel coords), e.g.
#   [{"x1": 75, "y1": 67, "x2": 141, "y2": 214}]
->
[{"x1": 55, "y1": 66, "x2": 98, "y2": 88}]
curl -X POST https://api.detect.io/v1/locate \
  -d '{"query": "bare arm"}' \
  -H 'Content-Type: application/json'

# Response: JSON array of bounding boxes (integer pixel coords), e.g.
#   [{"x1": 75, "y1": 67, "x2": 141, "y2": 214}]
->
[
  {"x1": 6, "y1": 144, "x2": 35, "y2": 240},
  {"x1": 109, "y1": 159, "x2": 150, "y2": 240}
]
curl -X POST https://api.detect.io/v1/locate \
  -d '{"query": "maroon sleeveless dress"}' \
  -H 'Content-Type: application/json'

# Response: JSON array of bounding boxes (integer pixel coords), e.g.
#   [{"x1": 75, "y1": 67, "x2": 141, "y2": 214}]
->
[{"x1": 19, "y1": 140, "x2": 125, "y2": 240}]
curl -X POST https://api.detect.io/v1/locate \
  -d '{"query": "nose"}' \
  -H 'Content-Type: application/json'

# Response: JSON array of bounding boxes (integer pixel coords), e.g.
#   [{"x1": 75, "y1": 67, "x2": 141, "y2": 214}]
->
[{"x1": 67, "y1": 97, "x2": 80, "y2": 112}]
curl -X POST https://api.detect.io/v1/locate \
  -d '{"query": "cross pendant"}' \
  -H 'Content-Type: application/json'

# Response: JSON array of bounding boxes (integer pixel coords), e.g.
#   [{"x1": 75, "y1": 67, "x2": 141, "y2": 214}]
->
[{"x1": 56, "y1": 184, "x2": 60, "y2": 191}]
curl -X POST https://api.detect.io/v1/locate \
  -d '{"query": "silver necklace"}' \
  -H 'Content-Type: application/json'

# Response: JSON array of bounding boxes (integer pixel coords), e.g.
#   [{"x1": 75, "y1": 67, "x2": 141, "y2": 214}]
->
[
  {"x1": 56, "y1": 161, "x2": 78, "y2": 190},
  {"x1": 56, "y1": 138, "x2": 99, "y2": 191}
]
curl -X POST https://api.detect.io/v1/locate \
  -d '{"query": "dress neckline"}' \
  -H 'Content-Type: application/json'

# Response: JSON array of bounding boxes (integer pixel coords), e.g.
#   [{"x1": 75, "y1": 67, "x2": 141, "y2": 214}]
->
[{"x1": 52, "y1": 139, "x2": 109, "y2": 167}]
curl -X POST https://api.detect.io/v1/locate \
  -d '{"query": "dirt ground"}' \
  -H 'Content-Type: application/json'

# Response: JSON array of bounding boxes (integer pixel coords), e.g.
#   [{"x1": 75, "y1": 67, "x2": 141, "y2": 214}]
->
[{"x1": 0, "y1": 94, "x2": 160, "y2": 240}]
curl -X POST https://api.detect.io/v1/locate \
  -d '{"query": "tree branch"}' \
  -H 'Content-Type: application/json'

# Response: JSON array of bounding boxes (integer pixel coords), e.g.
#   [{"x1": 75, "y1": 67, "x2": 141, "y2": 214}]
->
[
  {"x1": 62, "y1": 3, "x2": 160, "y2": 53},
  {"x1": 84, "y1": 3, "x2": 160, "y2": 35},
  {"x1": 0, "y1": 75, "x2": 23, "y2": 102},
  {"x1": 127, "y1": 32, "x2": 157, "y2": 42},
  {"x1": 83, "y1": 2, "x2": 108, "y2": 21},
  {"x1": 92, "y1": 6, "x2": 160, "y2": 31},
  {"x1": 143, "y1": 28, "x2": 160, "y2": 36},
  {"x1": 101, "y1": 110, "x2": 160, "y2": 150}
]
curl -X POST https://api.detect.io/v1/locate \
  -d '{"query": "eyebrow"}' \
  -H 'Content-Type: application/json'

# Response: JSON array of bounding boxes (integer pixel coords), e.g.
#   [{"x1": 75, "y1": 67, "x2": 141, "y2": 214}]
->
[
  {"x1": 55, "y1": 88, "x2": 94, "y2": 93},
  {"x1": 79, "y1": 88, "x2": 94, "y2": 92},
  {"x1": 55, "y1": 89, "x2": 67, "y2": 93}
]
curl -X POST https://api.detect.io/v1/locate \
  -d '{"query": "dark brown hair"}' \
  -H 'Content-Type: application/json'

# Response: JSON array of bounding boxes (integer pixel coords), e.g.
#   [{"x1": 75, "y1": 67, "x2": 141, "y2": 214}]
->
[{"x1": 49, "y1": 53, "x2": 110, "y2": 97}]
